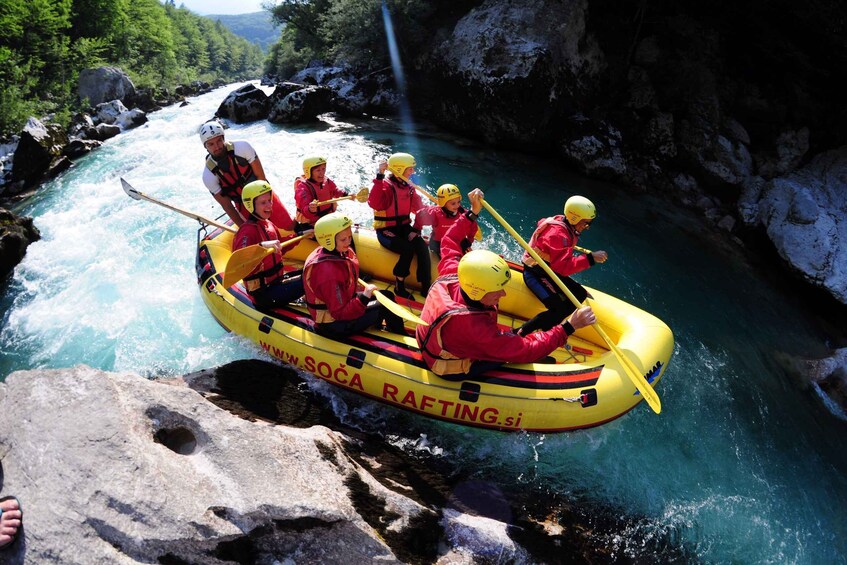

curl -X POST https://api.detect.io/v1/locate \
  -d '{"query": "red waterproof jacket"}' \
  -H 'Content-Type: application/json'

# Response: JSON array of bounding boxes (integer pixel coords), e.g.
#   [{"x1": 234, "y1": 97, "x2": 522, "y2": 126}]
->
[
  {"x1": 368, "y1": 175, "x2": 424, "y2": 230},
  {"x1": 416, "y1": 214, "x2": 568, "y2": 375},
  {"x1": 303, "y1": 247, "x2": 365, "y2": 323},
  {"x1": 412, "y1": 204, "x2": 465, "y2": 243},
  {"x1": 521, "y1": 215, "x2": 590, "y2": 276},
  {"x1": 294, "y1": 177, "x2": 346, "y2": 225}
]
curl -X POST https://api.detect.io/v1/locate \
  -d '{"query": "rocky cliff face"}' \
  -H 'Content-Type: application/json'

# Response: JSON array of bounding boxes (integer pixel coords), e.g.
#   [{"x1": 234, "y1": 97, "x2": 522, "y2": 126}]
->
[{"x1": 405, "y1": 0, "x2": 847, "y2": 308}]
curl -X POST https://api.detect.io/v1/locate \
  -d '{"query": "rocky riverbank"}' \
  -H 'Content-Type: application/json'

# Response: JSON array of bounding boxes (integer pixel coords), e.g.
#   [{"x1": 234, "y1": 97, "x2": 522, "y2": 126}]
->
[{"x1": 0, "y1": 361, "x2": 687, "y2": 563}]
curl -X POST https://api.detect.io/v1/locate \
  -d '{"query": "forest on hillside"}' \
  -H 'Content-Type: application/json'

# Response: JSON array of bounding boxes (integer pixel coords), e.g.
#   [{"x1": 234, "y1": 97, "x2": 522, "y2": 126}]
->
[
  {"x1": 209, "y1": 12, "x2": 280, "y2": 53},
  {"x1": 0, "y1": 0, "x2": 264, "y2": 135}
]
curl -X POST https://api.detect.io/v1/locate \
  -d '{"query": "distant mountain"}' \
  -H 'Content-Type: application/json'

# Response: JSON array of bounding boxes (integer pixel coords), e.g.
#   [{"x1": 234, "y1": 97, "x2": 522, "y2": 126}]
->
[{"x1": 206, "y1": 11, "x2": 280, "y2": 52}]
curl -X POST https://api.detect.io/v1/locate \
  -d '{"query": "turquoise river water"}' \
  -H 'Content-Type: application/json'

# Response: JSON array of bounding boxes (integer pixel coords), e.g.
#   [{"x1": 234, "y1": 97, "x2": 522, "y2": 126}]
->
[{"x1": 1, "y1": 83, "x2": 846, "y2": 563}]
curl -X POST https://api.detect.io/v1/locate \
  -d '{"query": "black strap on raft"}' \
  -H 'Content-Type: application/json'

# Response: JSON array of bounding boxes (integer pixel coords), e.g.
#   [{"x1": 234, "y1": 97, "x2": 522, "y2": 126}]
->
[{"x1": 375, "y1": 215, "x2": 412, "y2": 224}]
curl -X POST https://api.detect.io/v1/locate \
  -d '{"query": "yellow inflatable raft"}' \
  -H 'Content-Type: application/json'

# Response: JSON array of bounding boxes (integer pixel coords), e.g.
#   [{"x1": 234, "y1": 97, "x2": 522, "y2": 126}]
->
[{"x1": 196, "y1": 224, "x2": 673, "y2": 432}]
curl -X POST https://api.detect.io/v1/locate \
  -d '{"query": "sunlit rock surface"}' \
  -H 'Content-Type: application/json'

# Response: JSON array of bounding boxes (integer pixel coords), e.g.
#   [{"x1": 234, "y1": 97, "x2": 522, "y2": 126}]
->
[
  {"x1": 0, "y1": 361, "x2": 683, "y2": 563},
  {"x1": 739, "y1": 146, "x2": 847, "y2": 305}
]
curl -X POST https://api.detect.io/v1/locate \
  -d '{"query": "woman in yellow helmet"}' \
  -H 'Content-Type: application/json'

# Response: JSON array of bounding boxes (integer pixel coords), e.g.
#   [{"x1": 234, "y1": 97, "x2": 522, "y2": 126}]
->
[
  {"x1": 416, "y1": 189, "x2": 595, "y2": 380},
  {"x1": 303, "y1": 212, "x2": 405, "y2": 337},
  {"x1": 232, "y1": 180, "x2": 305, "y2": 309},
  {"x1": 367, "y1": 152, "x2": 431, "y2": 299},
  {"x1": 412, "y1": 183, "x2": 474, "y2": 259},
  {"x1": 516, "y1": 196, "x2": 608, "y2": 336},
  {"x1": 294, "y1": 155, "x2": 350, "y2": 229}
]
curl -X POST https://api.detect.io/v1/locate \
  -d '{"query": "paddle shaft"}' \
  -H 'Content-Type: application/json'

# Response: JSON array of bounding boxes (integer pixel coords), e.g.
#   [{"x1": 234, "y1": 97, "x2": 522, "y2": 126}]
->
[
  {"x1": 481, "y1": 199, "x2": 661, "y2": 414},
  {"x1": 314, "y1": 194, "x2": 355, "y2": 206},
  {"x1": 120, "y1": 178, "x2": 236, "y2": 233},
  {"x1": 413, "y1": 184, "x2": 438, "y2": 204},
  {"x1": 357, "y1": 278, "x2": 428, "y2": 326}
]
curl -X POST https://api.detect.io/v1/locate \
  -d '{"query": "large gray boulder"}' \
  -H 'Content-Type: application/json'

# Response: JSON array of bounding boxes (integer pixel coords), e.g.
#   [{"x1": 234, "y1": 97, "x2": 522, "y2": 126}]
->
[
  {"x1": 10, "y1": 117, "x2": 69, "y2": 190},
  {"x1": 738, "y1": 146, "x2": 847, "y2": 305},
  {"x1": 216, "y1": 83, "x2": 269, "y2": 124},
  {"x1": 78, "y1": 66, "x2": 136, "y2": 107},
  {"x1": 0, "y1": 365, "x2": 548, "y2": 563},
  {"x1": 268, "y1": 85, "x2": 334, "y2": 124}
]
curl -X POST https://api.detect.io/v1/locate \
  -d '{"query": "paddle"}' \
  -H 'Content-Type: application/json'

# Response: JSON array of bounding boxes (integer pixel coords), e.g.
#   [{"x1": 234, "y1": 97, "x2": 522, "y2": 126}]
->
[
  {"x1": 480, "y1": 199, "x2": 662, "y2": 414},
  {"x1": 121, "y1": 178, "x2": 236, "y2": 233},
  {"x1": 358, "y1": 278, "x2": 428, "y2": 326},
  {"x1": 574, "y1": 245, "x2": 591, "y2": 254},
  {"x1": 223, "y1": 236, "x2": 308, "y2": 288},
  {"x1": 314, "y1": 187, "x2": 369, "y2": 207}
]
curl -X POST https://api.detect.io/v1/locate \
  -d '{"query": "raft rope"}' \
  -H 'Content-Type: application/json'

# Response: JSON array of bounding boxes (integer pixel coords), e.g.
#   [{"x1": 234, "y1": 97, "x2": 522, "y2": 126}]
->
[{"x1": 206, "y1": 283, "x2": 585, "y2": 404}]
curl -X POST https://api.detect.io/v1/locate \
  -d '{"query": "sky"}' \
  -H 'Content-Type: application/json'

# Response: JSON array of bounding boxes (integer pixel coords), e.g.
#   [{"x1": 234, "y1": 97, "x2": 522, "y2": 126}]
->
[{"x1": 172, "y1": 1, "x2": 269, "y2": 15}]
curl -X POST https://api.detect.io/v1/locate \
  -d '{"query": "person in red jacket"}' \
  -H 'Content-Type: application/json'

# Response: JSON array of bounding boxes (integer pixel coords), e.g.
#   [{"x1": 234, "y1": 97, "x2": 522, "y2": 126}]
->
[
  {"x1": 303, "y1": 212, "x2": 405, "y2": 337},
  {"x1": 200, "y1": 120, "x2": 290, "y2": 228},
  {"x1": 416, "y1": 188, "x2": 596, "y2": 381},
  {"x1": 412, "y1": 183, "x2": 474, "y2": 259},
  {"x1": 368, "y1": 152, "x2": 431, "y2": 299},
  {"x1": 232, "y1": 180, "x2": 304, "y2": 309},
  {"x1": 294, "y1": 155, "x2": 350, "y2": 229},
  {"x1": 516, "y1": 195, "x2": 608, "y2": 336}
]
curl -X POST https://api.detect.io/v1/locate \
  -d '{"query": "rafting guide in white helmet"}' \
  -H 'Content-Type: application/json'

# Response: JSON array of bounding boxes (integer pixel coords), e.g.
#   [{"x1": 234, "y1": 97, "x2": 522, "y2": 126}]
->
[{"x1": 199, "y1": 119, "x2": 288, "y2": 229}]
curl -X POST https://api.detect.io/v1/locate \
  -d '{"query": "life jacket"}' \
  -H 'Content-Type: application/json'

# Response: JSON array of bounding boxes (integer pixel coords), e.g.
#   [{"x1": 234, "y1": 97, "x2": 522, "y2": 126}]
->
[
  {"x1": 416, "y1": 274, "x2": 494, "y2": 376},
  {"x1": 236, "y1": 220, "x2": 285, "y2": 293},
  {"x1": 303, "y1": 249, "x2": 359, "y2": 323},
  {"x1": 205, "y1": 142, "x2": 256, "y2": 200},
  {"x1": 521, "y1": 216, "x2": 576, "y2": 267},
  {"x1": 430, "y1": 207, "x2": 464, "y2": 243},
  {"x1": 373, "y1": 177, "x2": 416, "y2": 230},
  {"x1": 295, "y1": 177, "x2": 339, "y2": 224}
]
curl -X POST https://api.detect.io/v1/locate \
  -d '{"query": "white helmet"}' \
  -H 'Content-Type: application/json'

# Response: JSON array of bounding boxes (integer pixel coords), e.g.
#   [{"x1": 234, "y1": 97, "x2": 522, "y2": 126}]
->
[{"x1": 199, "y1": 121, "x2": 224, "y2": 144}]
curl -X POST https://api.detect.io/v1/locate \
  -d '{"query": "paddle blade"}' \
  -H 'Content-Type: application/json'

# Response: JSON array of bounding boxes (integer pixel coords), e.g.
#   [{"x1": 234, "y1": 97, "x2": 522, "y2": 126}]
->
[
  {"x1": 223, "y1": 245, "x2": 274, "y2": 288},
  {"x1": 356, "y1": 278, "x2": 427, "y2": 326},
  {"x1": 120, "y1": 178, "x2": 142, "y2": 200},
  {"x1": 374, "y1": 290, "x2": 428, "y2": 326},
  {"x1": 354, "y1": 186, "x2": 370, "y2": 202}
]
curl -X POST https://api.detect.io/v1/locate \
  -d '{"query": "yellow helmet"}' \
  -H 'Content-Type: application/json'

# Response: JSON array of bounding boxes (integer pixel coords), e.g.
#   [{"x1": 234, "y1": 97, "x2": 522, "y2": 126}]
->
[
  {"x1": 242, "y1": 180, "x2": 272, "y2": 215},
  {"x1": 457, "y1": 250, "x2": 511, "y2": 301},
  {"x1": 436, "y1": 184, "x2": 462, "y2": 207},
  {"x1": 303, "y1": 155, "x2": 327, "y2": 178},
  {"x1": 314, "y1": 212, "x2": 353, "y2": 251},
  {"x1": 387, "y1": 152, "x2": 416, "y2": 181},
  {"x1": 564, "y1": 196, "x2": 596, "y2": 225}
]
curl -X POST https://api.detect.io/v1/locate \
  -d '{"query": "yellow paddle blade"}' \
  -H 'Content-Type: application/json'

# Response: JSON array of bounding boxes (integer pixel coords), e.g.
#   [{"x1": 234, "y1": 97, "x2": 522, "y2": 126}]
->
[
  {"x1": 354, "y1": 186, "x2": 369, "y2": 202},
  {"x1": 223, "y1": 245, "x2": 274, "y2": 288},
  {"x1": 474, "y1": 224, "x2": 483, "y2": 241},
  {"x1": 358, "y1": 278, "x2": 428, "y2": 326},
  {"x1": 223, "y1": 235, "x2": 308, "y2": 288}
]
